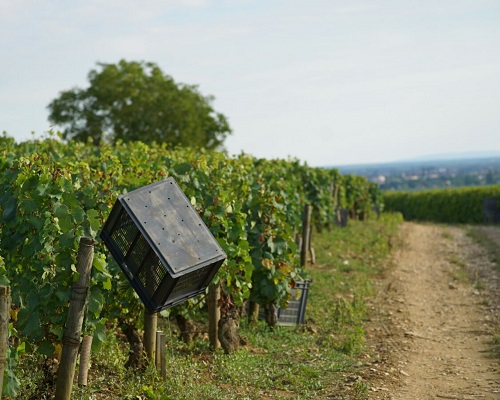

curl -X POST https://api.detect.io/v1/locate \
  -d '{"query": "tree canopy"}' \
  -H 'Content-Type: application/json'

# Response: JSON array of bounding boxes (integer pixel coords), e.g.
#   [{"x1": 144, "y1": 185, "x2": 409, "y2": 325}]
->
[{"x1": 47, "y1": 60, "x2": 231, "y2": 149}]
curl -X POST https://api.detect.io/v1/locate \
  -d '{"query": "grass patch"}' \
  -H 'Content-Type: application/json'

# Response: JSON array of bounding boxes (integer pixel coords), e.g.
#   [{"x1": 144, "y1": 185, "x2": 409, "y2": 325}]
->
[
  {"x1": 451, "y1": 269, "x2": 469, "y2": 283},
  {"x1": 448, "y1": 256, "x2": 469, "y2": 283},
  {"x1": 449, "y1": 256, "x2": 466, "y2": 268},
  {"x1": 466, "y1": 227, "x2": 499, "y2": 291},
  {"x1": 492, "y1": 334, "x2": 500, "y2": 360},
  {"x1": 466, "y1": 226, "x2": 500, "y2": 364},
  {"x1": 466, "y1": 227, "x2": 500, "y2": 268},
  {"x1": 13, "y1": 214, "x2": 403, "y2": 400},
  {"x1": 441, "y1": 230, "x2": 453, "y2": 240}
]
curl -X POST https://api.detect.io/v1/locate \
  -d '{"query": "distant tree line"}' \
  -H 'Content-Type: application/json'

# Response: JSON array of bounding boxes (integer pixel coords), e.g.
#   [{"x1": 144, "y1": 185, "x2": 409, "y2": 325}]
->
[
  {"x1": 380, "y1": 168, "x2": 500, "y2": 191},
  {"x1": 340, "y1": 160, "x2": 500, "y2": 192}
]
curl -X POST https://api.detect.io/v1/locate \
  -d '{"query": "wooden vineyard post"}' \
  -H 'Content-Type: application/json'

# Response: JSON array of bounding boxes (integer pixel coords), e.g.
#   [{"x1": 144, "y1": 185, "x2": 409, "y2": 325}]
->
[
  {"x1": 207, "y1": 282, "x2": 221, "y2": 349},
  {"x1": 248, "y1": 302, "x2": 260, "y2": 324},
  {"x1": 77, "y1": 335, "x2": 93, "y2": 386},
  {"x1": 308, "y1": 228, "x2": 316, "y2": 265},
  {"x1": 55, "y1": 237, "x2": 95, "y2": 400},
  {"x1": 0, "y1": 286, "x2": 11, "y2": 400},
  {"x1": 144, "y1": 311, "x2": 158, "y2": 361},
  {"x1": 300, "y1": 204, "x2": 312, "y2": 267},
  {"x1": 159, "y1": 332, "x2": 167, "y2": 379},
  {"x1": 332, "y1": 184, "x2": 339, "y2": 212},
  {"x1": 154, "y1": 331, "x2": 167, "y2": 378},
  {"x1": 331, "y1": 183, "x2": 339, "y2": 230},
  {"x1": 155, "y1": 330, "x2": 163, "y2": 370}
]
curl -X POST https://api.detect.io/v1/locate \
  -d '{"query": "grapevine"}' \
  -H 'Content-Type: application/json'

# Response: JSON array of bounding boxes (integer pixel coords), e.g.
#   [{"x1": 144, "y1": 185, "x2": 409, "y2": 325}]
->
[{"x1": 0, "y1": 134, "x2": 383, "y2": 390}]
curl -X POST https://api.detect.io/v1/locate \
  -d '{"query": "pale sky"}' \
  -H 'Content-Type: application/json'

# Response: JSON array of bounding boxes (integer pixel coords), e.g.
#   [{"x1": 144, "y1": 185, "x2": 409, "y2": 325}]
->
[{"x1": 1, "y1": 0, "x2": 499, "y2": 166}]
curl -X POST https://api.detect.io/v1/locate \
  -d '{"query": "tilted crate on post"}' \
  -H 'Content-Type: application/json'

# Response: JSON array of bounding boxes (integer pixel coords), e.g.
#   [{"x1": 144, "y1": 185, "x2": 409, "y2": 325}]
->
[{"x1": 100, "y1": 178, "x2": 226, "y2": 313}]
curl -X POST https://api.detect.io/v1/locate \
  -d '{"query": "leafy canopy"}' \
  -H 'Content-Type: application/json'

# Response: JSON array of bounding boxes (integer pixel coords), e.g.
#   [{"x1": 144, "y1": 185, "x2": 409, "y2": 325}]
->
[{"x1": 47, "y1": 60, "x2": 231, "y2": 149}]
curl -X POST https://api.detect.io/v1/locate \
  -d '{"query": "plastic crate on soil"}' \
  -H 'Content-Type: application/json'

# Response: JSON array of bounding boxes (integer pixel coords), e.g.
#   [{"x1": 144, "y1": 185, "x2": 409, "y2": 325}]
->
[
  {"x1": 277, "y1": 280, "x2": 311, "y2": 326},
  {"x1": 249, "y1": 280, "x2": 311, "y2": 326}
]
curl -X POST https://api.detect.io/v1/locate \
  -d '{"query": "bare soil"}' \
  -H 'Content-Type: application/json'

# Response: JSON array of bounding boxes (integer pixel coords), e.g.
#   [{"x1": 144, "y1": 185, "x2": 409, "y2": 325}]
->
[{"x1": 363, "y1": 222, "x2": 500, "y2": 399}]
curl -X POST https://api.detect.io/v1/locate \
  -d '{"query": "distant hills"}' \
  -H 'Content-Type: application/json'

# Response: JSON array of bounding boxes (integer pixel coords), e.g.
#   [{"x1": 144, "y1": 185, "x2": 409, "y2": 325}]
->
[
  {"x1": 331, "y1": 152, "x2": 500, "y2": 191},
  {"x1": 402, "y1": 151, "x2": 500, "y2": 163},
  {"x1": 330, "y1": 152, "x2": 500, "y2": 172}
]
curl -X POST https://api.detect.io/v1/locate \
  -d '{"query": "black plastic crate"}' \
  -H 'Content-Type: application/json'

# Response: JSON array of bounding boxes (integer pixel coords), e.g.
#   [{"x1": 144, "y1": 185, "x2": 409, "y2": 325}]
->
[
  {"x1": 277, "y1": 280, "x2": 311, "y2": 326},
  {"x1": 250, "y1": 280, "x2": 311, "y2": 326},
  {"x1": 100, "y1": 178, "x2": 226, "y2": 313}
]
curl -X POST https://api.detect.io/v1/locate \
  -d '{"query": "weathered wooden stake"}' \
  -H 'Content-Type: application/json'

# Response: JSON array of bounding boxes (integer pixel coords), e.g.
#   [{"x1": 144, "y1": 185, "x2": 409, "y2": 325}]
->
[
  {"x1": 207, "y1": 283, "x2": 220, "y2": 349},
  {"x1": 144, "y1": 311, "x2": 158, "y2": 361},
  {"x1": 160, "y1": 333, "x2": 167, "y2": 379},
  {"x1": 155, "y1": 330, "x2": 163, "y2": 370},
  {"x1": 308, "y1": 228, "x2": 316, "y2": 265},
  {"x1": 332, "y1": 184, "x2": 339, "y2": 211},
  {"x1": 300, "y1": 204, "x2": 312, "y2": 267},
  {"x1": 0, "y1": 286, "x2": 11, "y2": 400},
  {"x1": 248, "y1": 301, "x2": 260, "y2": 324},
  {"x1": 55, "y1": 237, "x2": 94, "y2": 400},
  {"x1": 77, "y1": 335, "x2": 93, "y2": 386}
]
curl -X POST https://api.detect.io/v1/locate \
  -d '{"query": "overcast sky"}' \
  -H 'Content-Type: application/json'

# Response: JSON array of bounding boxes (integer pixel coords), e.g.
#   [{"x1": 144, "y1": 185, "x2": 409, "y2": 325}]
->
[{"x1": 1, "y1": 0, "x2": 499, "y2": 166}]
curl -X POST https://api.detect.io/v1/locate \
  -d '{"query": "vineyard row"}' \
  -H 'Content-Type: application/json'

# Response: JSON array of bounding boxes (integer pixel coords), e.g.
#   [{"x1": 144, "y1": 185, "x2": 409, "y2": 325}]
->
[{"x1": 0, "y1": 135, "x2": 382, "y2": 393}]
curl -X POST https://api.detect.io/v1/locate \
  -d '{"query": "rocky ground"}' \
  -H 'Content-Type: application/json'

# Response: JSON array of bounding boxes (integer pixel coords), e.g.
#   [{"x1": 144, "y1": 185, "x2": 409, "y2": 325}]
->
[{"x1": 363, "y1": 222, "x2": 500, "y2": 399}]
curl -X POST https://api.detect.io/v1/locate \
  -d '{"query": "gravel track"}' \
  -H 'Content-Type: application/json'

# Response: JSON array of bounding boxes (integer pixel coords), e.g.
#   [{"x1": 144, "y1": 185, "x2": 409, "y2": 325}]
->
[{"x1": 364, "y1": 222, "x2": 500, "y2": 399}]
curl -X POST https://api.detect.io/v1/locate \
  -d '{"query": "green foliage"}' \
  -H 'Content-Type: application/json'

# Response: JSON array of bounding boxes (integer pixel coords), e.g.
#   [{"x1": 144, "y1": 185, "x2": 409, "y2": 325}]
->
[
  {"x1": 0, "y1": 146, "x2": 112, "y2": 356},
  {"x1": 3, "y1": 324, "x2": 24, "y2": 398},
  {"x1": 384, "y1": 186, "x2": 500, "y2": 223},
  {"x1": 0, "y1": 256, "x2": 8, "y2": 286},
  {"x1": 47, "y1": 60, "x2": 231, "y2": 149},
  {"x1": 245, "y1": 160, "x2": 301, "y2": 308},
  {"x1": 310, "y1": 214, "x2": 401, "y2": 361},
  {"x1": 0, "y1": 134, "x2": 382, "y2": 392},
  {"x1": 13, "y1": 216, "x2": 401, "y2": 399},
  {"x1": 344, "y1": 175, "x2": 377, "y2": 221}
]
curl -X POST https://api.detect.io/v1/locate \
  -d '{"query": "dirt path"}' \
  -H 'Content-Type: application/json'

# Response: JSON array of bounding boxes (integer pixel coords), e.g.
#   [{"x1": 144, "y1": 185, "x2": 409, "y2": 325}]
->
[{"x1": 364, "y1": 222, "x2": 500, "y2": 399}]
